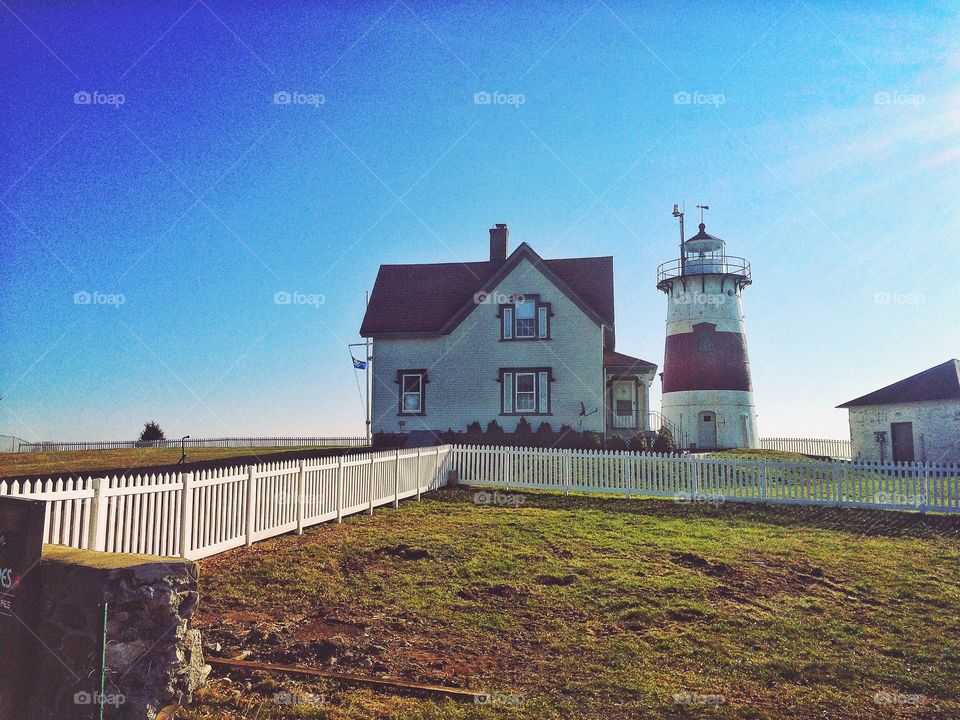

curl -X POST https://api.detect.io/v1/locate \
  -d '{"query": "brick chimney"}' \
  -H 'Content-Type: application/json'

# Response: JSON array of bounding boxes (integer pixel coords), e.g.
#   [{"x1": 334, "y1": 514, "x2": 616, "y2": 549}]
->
[{"x1": 489, "y1": 223, "x2": 508, "y2": 262}]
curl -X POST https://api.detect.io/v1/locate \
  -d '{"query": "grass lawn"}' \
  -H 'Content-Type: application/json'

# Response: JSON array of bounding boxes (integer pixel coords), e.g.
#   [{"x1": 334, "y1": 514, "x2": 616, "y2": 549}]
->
[
  {"x1": 185, "y1": 487, "x2": 960, "y2": 720},
  {"x1": 0, "y1": 446, "x2": 350, "y2": 480}
]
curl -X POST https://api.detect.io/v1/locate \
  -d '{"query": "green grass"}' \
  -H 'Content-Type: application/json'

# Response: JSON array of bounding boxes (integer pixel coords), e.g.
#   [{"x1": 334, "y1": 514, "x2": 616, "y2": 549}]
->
[
  {"x1": 183, "y1": 487, "x2": 960, "y2": 720},
  {"x1": 0, "y1": 446, "x2": 349, "y2": 479}
]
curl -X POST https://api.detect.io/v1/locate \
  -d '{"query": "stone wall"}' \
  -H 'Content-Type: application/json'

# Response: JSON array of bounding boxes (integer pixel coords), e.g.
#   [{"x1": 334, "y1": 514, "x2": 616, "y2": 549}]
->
[{"x1": 25, "y1": 546, "x2": 208, "y2": 720}]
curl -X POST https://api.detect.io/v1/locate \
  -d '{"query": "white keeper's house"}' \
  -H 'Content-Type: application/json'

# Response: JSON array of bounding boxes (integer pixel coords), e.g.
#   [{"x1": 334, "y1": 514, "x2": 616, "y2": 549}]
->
[
  {"x1": 359, "y1": 224, "x2": 657, "y2": 438},
  {"x1": 837, "y1": 359, "x2": 960, "y2": 464}
]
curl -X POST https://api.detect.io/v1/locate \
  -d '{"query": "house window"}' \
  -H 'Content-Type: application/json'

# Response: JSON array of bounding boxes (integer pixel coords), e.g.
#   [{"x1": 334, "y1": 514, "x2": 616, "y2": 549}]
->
[
  {"x1": 500, "y1": 296, "x2": 550, "y2": 340},
  {"x1": 397, "y1": 370, "x2": 427, "y2": 415},
  {"x1": 500, "y1": 368, "x2": 551, "y2": 415}
]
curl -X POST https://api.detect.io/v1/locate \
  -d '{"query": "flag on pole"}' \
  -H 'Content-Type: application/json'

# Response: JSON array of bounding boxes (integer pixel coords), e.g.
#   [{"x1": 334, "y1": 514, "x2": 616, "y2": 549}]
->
[{"x1": 352, "y1": 356, "x2": 367, "y2": 370}]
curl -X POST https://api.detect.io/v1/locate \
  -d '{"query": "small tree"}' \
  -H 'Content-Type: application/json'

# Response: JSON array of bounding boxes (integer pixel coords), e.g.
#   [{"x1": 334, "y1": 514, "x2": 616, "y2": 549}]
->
[
  {"x1": 139, "y1": 421, "x2": 165, "y2": 442},
  {"x1": 652, "y1": 425, "x2": 676, "y2": 454}
]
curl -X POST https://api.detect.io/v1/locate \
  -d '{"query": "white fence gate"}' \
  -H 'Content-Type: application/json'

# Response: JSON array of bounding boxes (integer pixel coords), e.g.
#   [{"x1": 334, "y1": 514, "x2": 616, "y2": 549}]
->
[
  {"x1": 450, "y1": 445, "x2": 960, "y2": 513},
  {"x1": 760, "y1": 437, "x2": 852, "y2": 460},
  {"x1": 0, "y1": 447, "x2": 451, "y2": 560}
]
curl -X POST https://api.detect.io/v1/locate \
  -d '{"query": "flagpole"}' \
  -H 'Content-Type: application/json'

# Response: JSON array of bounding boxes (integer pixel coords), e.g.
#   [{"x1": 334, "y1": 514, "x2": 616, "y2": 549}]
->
[{"x1": 364, "y1": 290, "x2": 372, "y2": 446}]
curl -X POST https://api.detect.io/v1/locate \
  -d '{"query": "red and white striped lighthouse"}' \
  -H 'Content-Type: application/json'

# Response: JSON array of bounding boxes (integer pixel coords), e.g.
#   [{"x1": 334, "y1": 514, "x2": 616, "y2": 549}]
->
[{"x1": 656, "y1": 206, "x2": 758, "y2": 450}]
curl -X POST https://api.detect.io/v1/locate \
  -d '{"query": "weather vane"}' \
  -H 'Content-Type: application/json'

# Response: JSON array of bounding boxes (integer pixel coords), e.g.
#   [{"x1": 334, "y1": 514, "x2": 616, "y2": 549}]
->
[{"x1": 696, "y1": 204, "x2": 710, "y2": 224}]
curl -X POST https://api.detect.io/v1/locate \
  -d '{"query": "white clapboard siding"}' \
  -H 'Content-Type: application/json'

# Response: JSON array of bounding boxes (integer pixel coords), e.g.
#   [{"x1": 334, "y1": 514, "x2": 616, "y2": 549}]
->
[
  {"x1": 16, "y1": 436, "x2": 370, "y2": 452},
  {"x1": 1, "y1": 446, "x2": 453, "y2": 560},
  {"x1": 760, "y1": 437, "x2": 852, "y2": 460},
  {"x1": 450, "y1": 445, "x2": 960, "y2": 513}
]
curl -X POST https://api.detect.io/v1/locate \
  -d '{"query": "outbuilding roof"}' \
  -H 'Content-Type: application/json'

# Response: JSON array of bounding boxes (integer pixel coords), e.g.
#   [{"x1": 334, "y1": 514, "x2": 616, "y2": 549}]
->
[{"x1": 837, "y1": 359, "x2": 960, "y2": 408}]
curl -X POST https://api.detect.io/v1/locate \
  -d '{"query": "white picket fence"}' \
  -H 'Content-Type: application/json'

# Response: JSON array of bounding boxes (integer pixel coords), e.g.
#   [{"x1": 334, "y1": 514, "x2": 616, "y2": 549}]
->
[
  {"x1": 760, "y1": 437, "x2": 852, "y2": 460},
  {"x1": 450, "y1": 445, "x2": 960, "y2": 513},
  {"x1": 15, "y1": 436, "x2": 369, "y2": 452},
  {"x1": 0, "y1": 446, "x2": 452, "y2": 560}
]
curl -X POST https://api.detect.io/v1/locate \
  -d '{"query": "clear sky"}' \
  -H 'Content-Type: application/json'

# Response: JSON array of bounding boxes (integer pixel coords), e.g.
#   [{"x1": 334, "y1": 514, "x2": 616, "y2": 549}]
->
[{"x1": 1, "y1": 1, "x2": 957, "y2": 442}]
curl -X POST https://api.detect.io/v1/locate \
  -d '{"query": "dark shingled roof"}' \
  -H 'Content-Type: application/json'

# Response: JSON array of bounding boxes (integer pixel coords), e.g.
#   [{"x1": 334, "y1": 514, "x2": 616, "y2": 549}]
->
[
  {"x1": 360, "y1": 244, "x2": 615, "y2": 337},
  {"x1": 604, "y1": 349, "x2": 657, "y2": 372},
  {"x1": 837, "y1": 359, "x2": 960, "y2": 408}
]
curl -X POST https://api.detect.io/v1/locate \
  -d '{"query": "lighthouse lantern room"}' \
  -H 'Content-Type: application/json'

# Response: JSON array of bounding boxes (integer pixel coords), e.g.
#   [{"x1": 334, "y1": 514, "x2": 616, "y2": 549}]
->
[{"x1": 656, "y1": 205, "x2": 758, "y2": 451}]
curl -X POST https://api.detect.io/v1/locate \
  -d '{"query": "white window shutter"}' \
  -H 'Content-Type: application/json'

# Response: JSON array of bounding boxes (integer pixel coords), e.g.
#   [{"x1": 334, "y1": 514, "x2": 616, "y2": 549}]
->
[
  {"x1": 538, "y1": 307, "x2": 547, "y2": 338},
  {"x1": 503, "y1": 307, "x2": 513, "y2": 339},
  {"x1": 503, "y1": 373, "x2": 513, "y2": 413},
  {"x1": 538, "y1": 372, "x2": 549, "y2": 413}
]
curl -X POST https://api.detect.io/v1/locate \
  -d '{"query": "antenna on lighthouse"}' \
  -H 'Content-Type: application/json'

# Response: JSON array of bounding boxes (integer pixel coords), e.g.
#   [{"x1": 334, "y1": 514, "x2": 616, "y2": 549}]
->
[{"x1": 672, "y1": 203, "x2": 685, "y2": 265}]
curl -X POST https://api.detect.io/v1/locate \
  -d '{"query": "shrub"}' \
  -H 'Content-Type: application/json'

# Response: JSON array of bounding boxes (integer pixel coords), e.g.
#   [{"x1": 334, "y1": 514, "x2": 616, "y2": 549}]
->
[
  {"x1": 139, "y1": 421, "x2": 165, "y2": 442},
  {"x1": 466, "y1": 421, "x2": 483, "y2": 434},
  {"x1": 606, "y1": 434, "x2": 627, "y2": 451},
  {"x1": 485, "y1": 419, "x2": 504, "y2": 435},
  {"x1": 515, "y1": 416, "x2": 532, "y2": 435},
  {"x1": 536, "y1": 421, "x2": 553, "y2": 434},
  {"x1": 629, "y1": 432, "x2": 650, "y2": 453},
  {"x1": 653, "y1": 426, "x2": 677, "y2": 453}
]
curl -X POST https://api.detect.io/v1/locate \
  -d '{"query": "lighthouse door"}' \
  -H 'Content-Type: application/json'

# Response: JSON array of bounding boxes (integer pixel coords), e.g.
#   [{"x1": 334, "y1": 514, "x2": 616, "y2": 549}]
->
[
  {"x1": 698, "y1": 412, "x2": 717, "y2": 450},
  {"x1": 611, "y1": 381, "x2": 636, "y2": 430}
]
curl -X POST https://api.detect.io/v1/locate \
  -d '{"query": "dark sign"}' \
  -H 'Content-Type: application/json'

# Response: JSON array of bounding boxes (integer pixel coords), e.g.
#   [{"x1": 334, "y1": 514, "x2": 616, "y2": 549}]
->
[
  {"x1": 0, "y1": 496, "x2": 46, "y2": 718},
  {"x1": 0, "y1": 496, "x2": 45, "y2": 618}
]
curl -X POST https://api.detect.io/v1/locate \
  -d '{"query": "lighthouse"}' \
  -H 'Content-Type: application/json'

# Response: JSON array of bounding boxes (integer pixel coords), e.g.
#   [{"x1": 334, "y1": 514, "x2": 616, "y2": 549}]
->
[{"x1": 656, "y1": 206, "x2": 758, "y2": 450}]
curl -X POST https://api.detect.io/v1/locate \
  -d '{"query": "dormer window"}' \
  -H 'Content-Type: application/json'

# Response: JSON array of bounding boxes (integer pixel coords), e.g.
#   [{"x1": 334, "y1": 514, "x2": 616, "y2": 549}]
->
[{"x1": 500, "y1": 295, "x2": 550, "y2": 340}]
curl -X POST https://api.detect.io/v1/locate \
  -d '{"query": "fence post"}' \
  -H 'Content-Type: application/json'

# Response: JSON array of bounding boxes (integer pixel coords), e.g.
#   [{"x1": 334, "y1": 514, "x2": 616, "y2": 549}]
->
[
  {"x1": 296, "y1": 460, "x2": 306, "y2": 535},
  {"x1": 763, "y1": 461, "x2": 769, "y2": 501},
  {"x1": 367, "y1": 456, "x2": 374, "y2": 515},
  {"x1": 393, "y1": 449, "x2": 400, "y2": 509},
  {"x1": 563, "y1": 449, "x2": 572, "y2": 496},
  {"x1": 336, "y1": 455, "x2": 344, "y2": 523},
  {"x1": 245, "y1": 466, "x2": 256, "y2": 547},
  {"x1": 416, "y1": 448, "x2": 422, "y2": 500},
  {"x1": 87, "y1": 477, "x2": 109, "y2": 552},
  {"x1": 921, "y1": 463, "x2": 929, "y2": 514},
  {"x1": 179, "y1": 472, "x2": 194, "y2": 559}
]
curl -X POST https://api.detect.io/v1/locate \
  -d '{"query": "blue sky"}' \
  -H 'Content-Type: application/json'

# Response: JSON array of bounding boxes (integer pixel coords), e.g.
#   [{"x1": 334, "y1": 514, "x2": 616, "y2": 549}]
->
[{"x1": 0, "y1": 0, "x2": 957, "y2": 442}]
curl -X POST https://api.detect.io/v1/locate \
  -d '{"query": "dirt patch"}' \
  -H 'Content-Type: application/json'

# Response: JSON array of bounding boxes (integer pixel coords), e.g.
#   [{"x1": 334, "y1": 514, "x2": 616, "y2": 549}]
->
[
  {"x1": 535, "y1": 574, "x2": 577, "y2": 586},
  {"x1": 457, "y1": 583, "x2": 525, "y2": 601},
  {"x1": 378, "y1": 544, "x2": 433, "y2": 560},
  {"x1": 289, "y1": 618, "x2": 363, "y2": 643}
]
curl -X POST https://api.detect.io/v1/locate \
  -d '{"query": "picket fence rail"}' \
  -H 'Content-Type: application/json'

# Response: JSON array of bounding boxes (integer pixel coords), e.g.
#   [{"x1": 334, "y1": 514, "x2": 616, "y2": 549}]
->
[
  {"x1": 0, "y1": 446, "x2": 452, "y2": 560},
  {"x1": 450, "y1": 445, "x2": 960, "y2": 513},
  {"x1": 759, "y1": 437, "x2": 852, "y2": 459},
  {"x1": 5, "y1": 445, "x2": 957, "y2": 563},
  {"x1": 16, "y1": 436, "x2": 369, "y2": 452}
]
